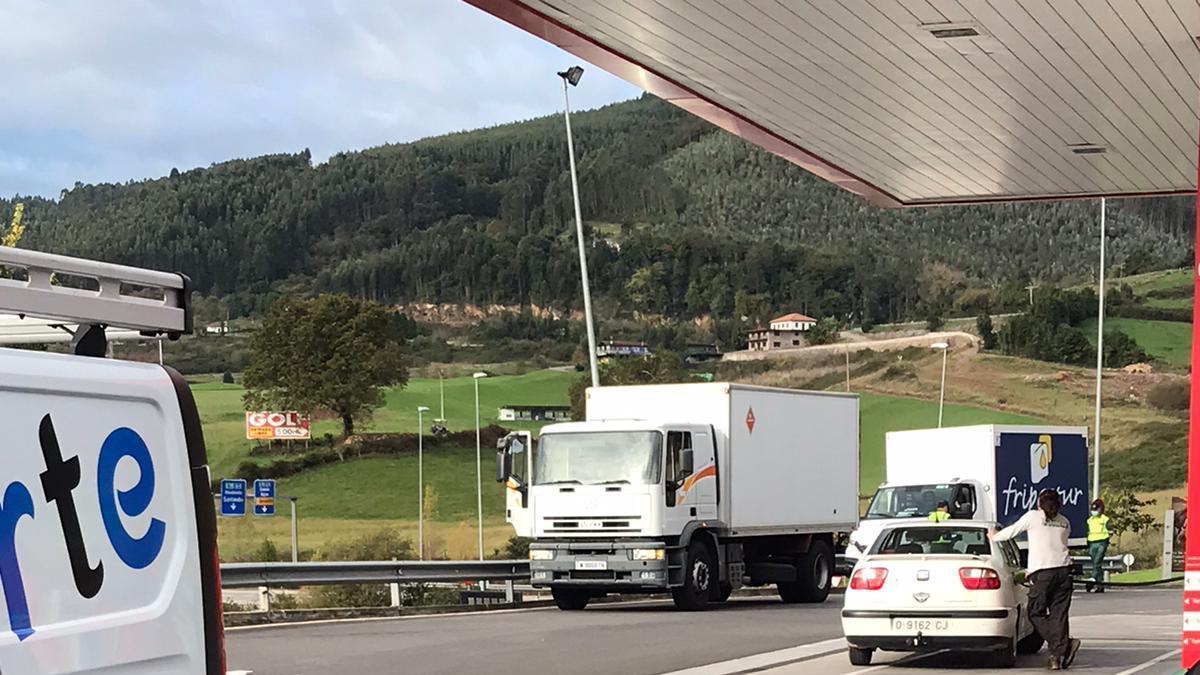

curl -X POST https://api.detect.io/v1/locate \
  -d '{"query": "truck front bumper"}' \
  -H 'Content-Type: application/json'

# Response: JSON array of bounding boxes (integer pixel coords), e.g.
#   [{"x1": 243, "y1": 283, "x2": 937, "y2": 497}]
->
[{"x1": 529, "y1": 540, "x2": 670, "y2": 590}]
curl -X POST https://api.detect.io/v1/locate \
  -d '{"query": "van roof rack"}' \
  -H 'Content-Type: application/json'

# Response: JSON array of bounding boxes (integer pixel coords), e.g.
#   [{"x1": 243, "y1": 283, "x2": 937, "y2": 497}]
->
[{"x1": 0, "y1": 246, "x2": 191, "y2": 356}]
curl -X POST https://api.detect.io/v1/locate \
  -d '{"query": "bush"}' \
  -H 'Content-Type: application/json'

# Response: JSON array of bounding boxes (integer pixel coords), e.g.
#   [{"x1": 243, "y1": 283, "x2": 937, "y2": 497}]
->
[
  {"x1": 1103, "y1": 330, "x2": 1148, "y2": 368},
  {"x1": 494, "y1": 535, "x2": 530, "y2": 560},
  {"x1": 976, "y1": 313, "x2": 997, "y2": 350},
  {"x1": 925, "y1": 311, "x2": 945, "y2": 332},
  {"x1": 1105, "y1": 421, "x2": 1187, "y2": 491},
  {"x1": 881, "y1": 361, "x2": 917, "y2": 381},
  {"x1": 807, "y1": 318, "x2": 839, "y2": 345},
  {"x1": 1148, "y1": 379, "x2": 1190, "y2": 411},
  {"x1": 222, "y1": 370, "x2": 235, "y2": 384}
]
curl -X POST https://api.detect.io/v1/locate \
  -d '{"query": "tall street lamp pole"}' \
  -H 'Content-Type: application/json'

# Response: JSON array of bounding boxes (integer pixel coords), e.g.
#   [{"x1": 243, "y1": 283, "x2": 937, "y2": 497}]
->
[
  {"x1": 417, "y1": 405, "x2": 429, "y2": 560},
  {"x1": 473, "y1": 372, "x2": 488, "y2": 560},
  {"x1": 932, "y1": 342, "x2": 950, "y2": 428},
  {"x1": 559, "y1": 65, "x2": 600, "y2": 389},
  {"x1": 1093, "y1": 197, "x2": 1107, "y2": 499}
]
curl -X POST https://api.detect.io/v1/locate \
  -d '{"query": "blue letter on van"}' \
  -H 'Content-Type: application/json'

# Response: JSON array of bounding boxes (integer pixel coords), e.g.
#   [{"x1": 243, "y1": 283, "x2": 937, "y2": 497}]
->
[
  {"x1": 0, "y1": 482, "x2": 35, "y2": 640},
  {"x1": 97, "y1": 428, "x2": 165, "y2": 570}
]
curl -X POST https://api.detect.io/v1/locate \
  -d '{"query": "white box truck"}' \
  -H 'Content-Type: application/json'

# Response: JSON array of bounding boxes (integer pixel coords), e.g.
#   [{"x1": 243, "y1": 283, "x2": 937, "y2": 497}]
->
[
  {"x1": 844, "y1": 425, "x2": 1090, "y2": 566},
  {"x1": 0, "y1": 246, "x2": 224, "y2": 674},
  {"x1": 495, "y1": 382, "x2": 859, "y2": 611}
]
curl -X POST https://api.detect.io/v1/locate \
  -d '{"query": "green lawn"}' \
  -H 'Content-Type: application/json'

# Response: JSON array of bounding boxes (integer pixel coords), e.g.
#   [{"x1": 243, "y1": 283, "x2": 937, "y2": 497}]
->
[
  {"x1": 1113, "y1": 268, "x2": 1190, "y2": 296},
  {"x1": 1111, "y1": 568, "x2": 1181, "y2": 584},
  {"x1": 858, "y1": 393, "x2": 1043, "y2": 495},
  {"x1": 1079, "y1": 317, "x2": 1192, "y2": 366},
  {"x1": 193, "y1": 369, "x2": 574, "y2": 478}
]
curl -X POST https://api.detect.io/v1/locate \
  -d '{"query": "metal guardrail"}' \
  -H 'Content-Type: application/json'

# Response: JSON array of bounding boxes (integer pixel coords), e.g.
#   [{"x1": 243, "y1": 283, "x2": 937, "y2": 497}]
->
[{"x1": 220, "y1": 560, "x2": 530, "y2": 589}]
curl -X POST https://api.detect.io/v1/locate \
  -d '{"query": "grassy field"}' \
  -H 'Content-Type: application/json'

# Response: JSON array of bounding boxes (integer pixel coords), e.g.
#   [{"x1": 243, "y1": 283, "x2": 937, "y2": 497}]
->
[
  {"x1": 1079, "y1": 316, "x2": 1191, "y2": 366},
  {"x1": 858, "y1": 393, "x2": 1042, "y2": 494},
  {"x1": 195, "y1": 369, "x2": 573, "y2": 478},
  {"x1": 1112, "y1": 268, "x2": 1190, "y2": 296}
]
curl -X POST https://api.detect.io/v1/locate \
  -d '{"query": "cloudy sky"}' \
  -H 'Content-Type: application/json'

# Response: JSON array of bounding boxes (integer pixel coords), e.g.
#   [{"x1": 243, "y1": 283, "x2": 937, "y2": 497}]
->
[{"x1": 0, "y1": 0, "x2": 641, "y2": 198}]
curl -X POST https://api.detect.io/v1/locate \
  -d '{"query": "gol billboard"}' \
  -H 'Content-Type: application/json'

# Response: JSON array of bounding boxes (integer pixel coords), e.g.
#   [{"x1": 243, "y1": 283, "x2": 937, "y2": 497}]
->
[{"x1": 245, "y1": 411, "x2": 310, "y2": 440}]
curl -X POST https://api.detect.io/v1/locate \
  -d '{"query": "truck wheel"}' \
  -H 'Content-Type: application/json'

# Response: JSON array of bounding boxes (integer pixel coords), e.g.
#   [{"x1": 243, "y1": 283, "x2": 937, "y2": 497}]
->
[
  {"x1": 551, "y1": 588, "x2": 590, "y2": 611},
  {"x1": 848, "y1": 647, "x2": 873, "y2": 666},
  {"x1": 672, "y1": 540, "x2": 714, "y2": 611},
  {"x1": 795, "y1": 539, "x2": 833, "y2": 603},
  {"x1": 712, "y1": 581, "x2": 733, "y2": 603}
]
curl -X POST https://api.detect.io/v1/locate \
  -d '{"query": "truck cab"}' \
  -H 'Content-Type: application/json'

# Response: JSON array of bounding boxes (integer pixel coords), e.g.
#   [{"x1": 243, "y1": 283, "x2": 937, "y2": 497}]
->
[
  {"x1": 500, "y1": 421, "x2": 717, "y2": 593},
  {"x1": 845, "y1": 479, "x2": 990, "y2": 565}
]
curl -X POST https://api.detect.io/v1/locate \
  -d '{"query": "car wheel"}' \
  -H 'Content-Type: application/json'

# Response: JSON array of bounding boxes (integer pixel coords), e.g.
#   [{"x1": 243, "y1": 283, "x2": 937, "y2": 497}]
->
[
  {"x1": 671, "y1": 540, "x2": 714, "y2": 611},
  {"x1": 551, "y1": 588, "x2": 590, "y2": 611},
  {"x1": 848, "y1": 646, "x2": 873, "y2": 666},
  {"x1": 994, "y1": 624, "x2": 1018, "y2": 668}
]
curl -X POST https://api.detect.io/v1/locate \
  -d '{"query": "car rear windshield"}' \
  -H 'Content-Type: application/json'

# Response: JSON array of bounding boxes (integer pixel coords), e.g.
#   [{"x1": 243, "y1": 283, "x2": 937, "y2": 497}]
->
[{"x1": 872, "y1": 527, "x2": 991, "y2": 556}]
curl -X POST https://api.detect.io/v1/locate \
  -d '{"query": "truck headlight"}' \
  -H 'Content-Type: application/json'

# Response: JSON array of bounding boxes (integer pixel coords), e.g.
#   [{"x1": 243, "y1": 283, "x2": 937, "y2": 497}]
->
[
  {"x1": 529, "y1": 549, "x2": 554, "y2": 561},
  {"x1": 631, "y1": 548, "x2": 665, "y2": 561}
]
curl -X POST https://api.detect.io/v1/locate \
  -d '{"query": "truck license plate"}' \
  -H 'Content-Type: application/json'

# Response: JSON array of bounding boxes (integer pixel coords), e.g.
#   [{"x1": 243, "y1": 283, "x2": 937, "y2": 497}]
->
[
  {"x1": 575, "y1": 560, "x2": 608, "y2": 571},
  {"x1": 893, "y1": 619, "x2": 950, "y2": 632}
]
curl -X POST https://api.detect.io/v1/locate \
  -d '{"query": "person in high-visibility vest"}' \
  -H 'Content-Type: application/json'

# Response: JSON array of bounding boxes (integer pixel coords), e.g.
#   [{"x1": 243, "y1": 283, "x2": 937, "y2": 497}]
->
[
  {"x1": 928, "y1": 500, "x2": 951, "y2": 522},
  {"x1": 1086, "y1": 499, "x2": 1111, "y2": 593}
]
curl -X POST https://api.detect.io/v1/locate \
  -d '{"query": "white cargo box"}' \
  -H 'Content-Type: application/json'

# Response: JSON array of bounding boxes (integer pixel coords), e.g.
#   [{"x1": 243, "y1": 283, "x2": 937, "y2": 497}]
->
[{"x1": 586, "y1": 383, "x2": 858, "y2": 535}]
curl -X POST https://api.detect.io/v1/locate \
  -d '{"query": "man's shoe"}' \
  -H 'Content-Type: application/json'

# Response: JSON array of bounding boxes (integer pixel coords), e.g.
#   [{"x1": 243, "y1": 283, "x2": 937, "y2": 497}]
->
[
  {"x1": 1096, "y1": 585, "x2": 1105, "y2": 594},
  {"x1": 1048, "y1": 656, "x2": 1062, "y2": 670},
  {"x1": 1063, "y1": 639, "x2": 1082, "y2": 668}
]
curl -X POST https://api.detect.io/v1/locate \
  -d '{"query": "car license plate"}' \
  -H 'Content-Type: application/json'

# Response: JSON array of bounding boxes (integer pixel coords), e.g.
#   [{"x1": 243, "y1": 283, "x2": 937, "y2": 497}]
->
[
  {"x1": 575, "y1": 560, "x2": 607, "y2": 571},
  {"x1": 893, "y1": 618, "x2": 951, "y2": 632}
]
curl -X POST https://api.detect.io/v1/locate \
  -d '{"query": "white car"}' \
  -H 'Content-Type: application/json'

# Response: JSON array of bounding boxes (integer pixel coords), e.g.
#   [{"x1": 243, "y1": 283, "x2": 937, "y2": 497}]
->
[{"x1": 841, "y1": 521, "x2": 1042, "y2": 668}]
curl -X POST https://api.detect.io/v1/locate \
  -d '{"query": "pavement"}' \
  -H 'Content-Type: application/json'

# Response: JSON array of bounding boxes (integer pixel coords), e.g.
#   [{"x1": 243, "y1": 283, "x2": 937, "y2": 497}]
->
[{"x1": 225, "y1": 587, "x2": 1182, "y2": 675}]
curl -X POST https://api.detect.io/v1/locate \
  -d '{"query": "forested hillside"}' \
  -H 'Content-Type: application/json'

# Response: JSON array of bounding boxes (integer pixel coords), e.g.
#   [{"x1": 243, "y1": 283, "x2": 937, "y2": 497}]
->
[{"x1": 6, "y1": 94, "x2": 1193, "y2": 327}]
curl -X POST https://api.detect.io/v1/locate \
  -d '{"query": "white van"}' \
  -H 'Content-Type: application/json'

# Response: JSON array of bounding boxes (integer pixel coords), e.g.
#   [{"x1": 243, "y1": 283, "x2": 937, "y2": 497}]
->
[{"x1": 0, "y1": 246, "x2": 224, "y2": 674}]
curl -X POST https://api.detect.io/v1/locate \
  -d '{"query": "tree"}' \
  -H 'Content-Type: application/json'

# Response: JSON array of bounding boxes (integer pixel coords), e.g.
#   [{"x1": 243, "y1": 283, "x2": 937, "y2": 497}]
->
[
  {"x1": 1098, "y1": 487, "x2": 1156, "y2": 543},
  {"x1": 1103, "y1": 330, "x2": 1148, "y2": 368},
  {"x1": 568, "y1": 351, "x2": 691, "y2": 419},
  {"x1": 243, "y1": 295, "x2": 408, "y2": 437},
  {"x1": 806, "y1": 318, "x2": 839, "y2": 345},
  {"x1": 1, "y1": 202, "x2": 24, "y2": 247},
  {"x1": 976, "y1": 313, "x2": 997, "y2": 350}
]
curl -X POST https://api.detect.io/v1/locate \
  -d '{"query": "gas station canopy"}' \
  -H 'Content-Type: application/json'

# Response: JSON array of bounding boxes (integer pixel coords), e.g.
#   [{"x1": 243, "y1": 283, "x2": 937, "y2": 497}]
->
[{"x1": 468, "y1": 0, "x2": 1199, "y2": 207}]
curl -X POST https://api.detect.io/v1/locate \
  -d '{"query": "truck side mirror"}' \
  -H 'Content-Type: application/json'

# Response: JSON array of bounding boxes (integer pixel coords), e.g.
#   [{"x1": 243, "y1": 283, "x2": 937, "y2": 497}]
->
[{"x1": 495, "y1": 448, "x2": 513, "y2": 482}]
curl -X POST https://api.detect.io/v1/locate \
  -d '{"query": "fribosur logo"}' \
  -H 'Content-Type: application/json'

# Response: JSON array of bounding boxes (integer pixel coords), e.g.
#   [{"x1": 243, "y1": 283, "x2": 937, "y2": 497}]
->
[{"x1": 745, "y1": 408, "x2": 756, "y2": 434}]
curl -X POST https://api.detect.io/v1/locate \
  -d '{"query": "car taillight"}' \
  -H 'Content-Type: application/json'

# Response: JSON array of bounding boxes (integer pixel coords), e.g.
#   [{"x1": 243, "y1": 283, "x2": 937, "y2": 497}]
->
[
  {"x1": 959, "y1": 567, "x2": 1002, "y2": 590},
  {"x1": 850, "y1": 567, "x2": 888, "y2": 590}
]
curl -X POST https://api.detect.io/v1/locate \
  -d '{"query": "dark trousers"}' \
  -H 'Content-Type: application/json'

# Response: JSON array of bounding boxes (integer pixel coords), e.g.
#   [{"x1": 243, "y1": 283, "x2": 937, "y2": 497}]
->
[
  {"x1": 1088, "y1": 540, "x2": 1109, "y2": 586},
  {"x1": 1028, "y1": 566, "x2": 1073, "y2": 658}
]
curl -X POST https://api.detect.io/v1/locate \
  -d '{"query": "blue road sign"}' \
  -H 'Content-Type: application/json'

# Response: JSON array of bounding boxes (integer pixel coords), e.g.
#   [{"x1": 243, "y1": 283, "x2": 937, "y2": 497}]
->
[
  {"x1": 253, "y1": 479, "x2": 276, "y2": 517},
  {"x1": 220, "y1": 479, "x2": 247, "y2": 517}
]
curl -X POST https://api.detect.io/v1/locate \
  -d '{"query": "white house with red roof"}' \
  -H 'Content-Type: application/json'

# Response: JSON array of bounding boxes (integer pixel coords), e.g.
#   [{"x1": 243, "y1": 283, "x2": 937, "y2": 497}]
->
[{"x1": 747, "y1": 313, "x2": 818, "y2": 351}]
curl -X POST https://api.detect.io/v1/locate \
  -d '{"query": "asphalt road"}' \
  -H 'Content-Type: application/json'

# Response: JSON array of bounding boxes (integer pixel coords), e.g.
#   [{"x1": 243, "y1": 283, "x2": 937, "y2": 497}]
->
[{"x1": 226, "y1": 588, "x2": 1182, "y2": 675}]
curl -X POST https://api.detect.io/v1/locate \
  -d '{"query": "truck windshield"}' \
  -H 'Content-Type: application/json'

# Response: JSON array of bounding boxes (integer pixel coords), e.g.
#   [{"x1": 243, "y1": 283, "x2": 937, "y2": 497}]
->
[
  {"x1": 534, "y1": 432, "x2": 662, "y2": 486},
  {"x1": 865, "y1": 484, "x2": 960, "y2": 519}
]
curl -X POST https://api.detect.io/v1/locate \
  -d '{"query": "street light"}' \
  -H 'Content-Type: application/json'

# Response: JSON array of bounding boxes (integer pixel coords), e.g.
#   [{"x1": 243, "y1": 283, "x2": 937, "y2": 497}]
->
[
  {"x1": 931, "y1": 342, "x2": 950, "y2": 428},
  {"x1": 1093, "y1": 197, "x2": 1107, "y2": 499},
  {"x1": 416, "y1": 405, "x2": 430, "y2": 560},
  {"x1": 558, "y1": 65, "x2": 600, "y2": 389},
  {"x1": 473, "y1": 372, "x2": 488, "y2": 560}
]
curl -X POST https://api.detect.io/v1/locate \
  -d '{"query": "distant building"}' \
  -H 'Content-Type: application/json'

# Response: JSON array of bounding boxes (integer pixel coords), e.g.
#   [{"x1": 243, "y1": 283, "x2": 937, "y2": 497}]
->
[
  {"x1": 747, "y1": 313, "x2": 818, "y2": 351},
  {"x1": 498, "y1": 404, "x2": 572, "y2": 422},
  {"x1": 684, "y1": 343, "x2": 721, "y2": 363},
  {"x1": 596, "y1": 339, "x2": 651, "y2": 359}
]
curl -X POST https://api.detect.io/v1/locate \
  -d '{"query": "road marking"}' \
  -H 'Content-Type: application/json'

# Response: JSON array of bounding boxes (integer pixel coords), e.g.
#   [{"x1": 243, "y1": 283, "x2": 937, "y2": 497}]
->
[
  {"x1": 225, "y1": 596, "x2": 681, "y2": 632},
  {"x1": 658, "y1": 638, "x2": 845, "y2": 675},
  {"x1": 1110, "y1": 649, "x2": 1181, "y2": 675}
]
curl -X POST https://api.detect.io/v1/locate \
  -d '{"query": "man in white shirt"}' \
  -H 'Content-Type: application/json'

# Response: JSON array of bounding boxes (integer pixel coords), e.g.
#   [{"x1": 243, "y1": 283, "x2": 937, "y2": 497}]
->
[{"x1": 991, "y1": 489, "x2": 1081, "y2": 670}]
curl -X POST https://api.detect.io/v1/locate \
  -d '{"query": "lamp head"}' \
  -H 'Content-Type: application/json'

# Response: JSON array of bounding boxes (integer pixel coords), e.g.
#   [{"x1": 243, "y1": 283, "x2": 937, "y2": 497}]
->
[
  {"x1": 557, "y1": 65, "x2": 584, "y2": 86},
  {"x1": 931, "y1": 342, "x2": 949, "y2": 350},
  {"x1": 417, "y1": 406, "x2": 430, "y2": 413},
  {"x1": 473, "y1": 372, "x2": 488, "y2": 379}
]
